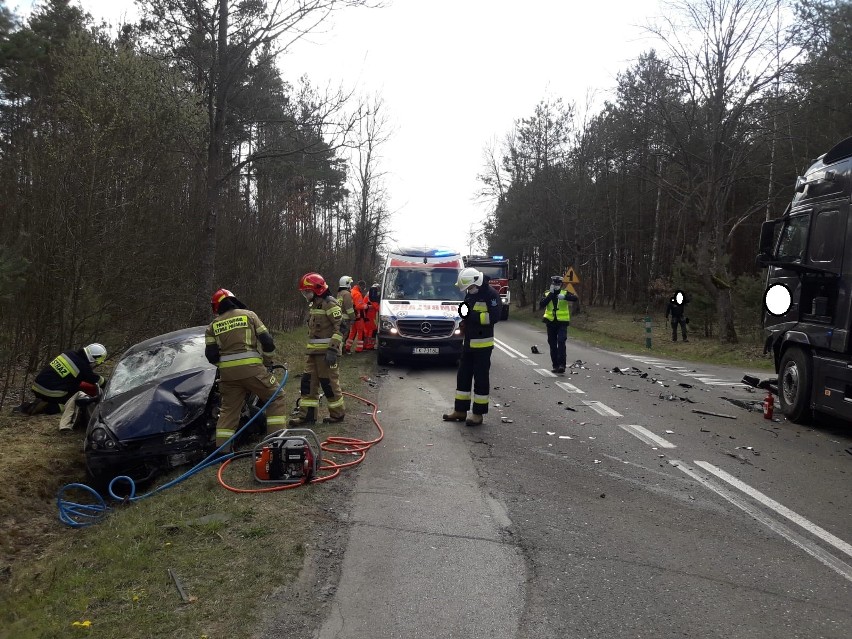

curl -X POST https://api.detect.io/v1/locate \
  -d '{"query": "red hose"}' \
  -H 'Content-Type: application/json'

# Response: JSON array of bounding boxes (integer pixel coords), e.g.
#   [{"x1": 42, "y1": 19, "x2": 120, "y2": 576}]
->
[{"x1": 217, "y1": 390, "x2": 384, "y2": 493}]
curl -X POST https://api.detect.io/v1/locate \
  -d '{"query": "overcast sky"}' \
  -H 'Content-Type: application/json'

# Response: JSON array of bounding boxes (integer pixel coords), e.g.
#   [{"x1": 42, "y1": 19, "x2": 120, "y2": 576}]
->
[{"x1": 18, "y1": 0, "x2": 663, "y2": 254}]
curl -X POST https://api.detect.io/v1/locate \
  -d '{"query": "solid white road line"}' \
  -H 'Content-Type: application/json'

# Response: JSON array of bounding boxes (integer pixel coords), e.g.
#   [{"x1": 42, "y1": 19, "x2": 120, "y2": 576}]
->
[
  {"x1": 535, "y1": 368, "x2": 557, "y2": 378},
  {"x1": 671, "y1": 460, "x2": 852, "y2": 584},
  {"x1": 494, "y1": 339, "x2": 527, "y2": 358},
  {"x1": 695, "y1": 461, "x2": 852, "y2": 560},
  {"x1": 582, "y1": 401, "x2": 623, "y2": 417},
  {"x1": 493, "y1": 341, "x2": 517, "y2": 358},
  {"x1": 556, "y1": 381, "x2": 585, "y2": 394},
  {"x1": 620, "y1": 424, "x2": 676, "y2": 448}
]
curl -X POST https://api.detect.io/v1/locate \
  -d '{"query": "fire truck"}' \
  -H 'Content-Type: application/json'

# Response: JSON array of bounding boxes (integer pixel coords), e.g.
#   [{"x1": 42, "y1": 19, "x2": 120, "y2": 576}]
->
[
  {"x1": 463, "y1": 255, "x2": 511, "y2": 321},
  {"x1": 756, "y1": 135, "x2": 852, "y2": 424}
]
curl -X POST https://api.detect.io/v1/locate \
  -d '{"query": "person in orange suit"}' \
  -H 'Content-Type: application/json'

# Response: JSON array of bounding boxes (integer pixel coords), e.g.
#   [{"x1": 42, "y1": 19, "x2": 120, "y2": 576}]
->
[
  {"x1": 363, "y1": 283, "x2": 380, "y2": 350},
  {"x1": 345, "y1": 280, "x2": 369, "y2": 353}
]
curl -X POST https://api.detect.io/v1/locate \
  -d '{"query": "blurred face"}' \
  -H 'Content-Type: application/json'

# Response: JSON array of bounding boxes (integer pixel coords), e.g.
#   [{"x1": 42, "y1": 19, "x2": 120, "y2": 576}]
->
[
  {"x1": 302, "y1": 290, "x2": 315, "y2": 302},
  {"x1": 466, "y1": 285, "x2": 479, "y2": 295}
]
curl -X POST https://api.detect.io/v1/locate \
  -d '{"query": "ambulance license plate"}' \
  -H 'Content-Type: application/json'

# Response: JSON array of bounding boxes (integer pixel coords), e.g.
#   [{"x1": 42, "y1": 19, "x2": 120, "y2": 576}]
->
[{"x1": 413, "y1": 347, "x2": 439, "y2": 354}]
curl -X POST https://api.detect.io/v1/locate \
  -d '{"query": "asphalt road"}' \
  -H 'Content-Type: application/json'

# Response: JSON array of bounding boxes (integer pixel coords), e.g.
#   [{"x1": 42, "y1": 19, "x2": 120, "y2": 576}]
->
[{"x1": 266, "y1": 318, "x2": 852, "y2": 639}]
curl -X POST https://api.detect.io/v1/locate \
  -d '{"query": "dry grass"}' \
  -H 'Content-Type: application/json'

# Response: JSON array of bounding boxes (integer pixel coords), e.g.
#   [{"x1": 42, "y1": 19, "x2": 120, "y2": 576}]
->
[
  {"x1": 0, "y1": 329, "x2": 379, "y2": 639},
  {"x1": 516, "y1": 303, "x2": 774, "y2": 370}
]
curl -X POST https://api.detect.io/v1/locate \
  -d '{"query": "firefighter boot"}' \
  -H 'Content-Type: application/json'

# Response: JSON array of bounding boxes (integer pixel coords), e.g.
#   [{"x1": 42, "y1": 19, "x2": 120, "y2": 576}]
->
[
  {"x1": 288, "y1": 408, "x2": 316, "y2": 427},
  {"x1": 465, "y1": 413, "x2": 484, "y2": 426},
  {"x1": 442, "y1": 410, "x2": 467, "y2": 422}
]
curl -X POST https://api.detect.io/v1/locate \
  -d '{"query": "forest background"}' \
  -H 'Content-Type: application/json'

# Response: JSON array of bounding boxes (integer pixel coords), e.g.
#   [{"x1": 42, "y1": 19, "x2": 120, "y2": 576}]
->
[{"x1": 1, "y1": 0, "x2": 851, "y2": 405}]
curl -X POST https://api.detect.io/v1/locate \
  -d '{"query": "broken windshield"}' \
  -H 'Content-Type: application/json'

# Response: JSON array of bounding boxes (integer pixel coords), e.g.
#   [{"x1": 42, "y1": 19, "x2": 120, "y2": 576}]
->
[{"x1": 106, "y1": 334, "x2": 210, "y2": 399}]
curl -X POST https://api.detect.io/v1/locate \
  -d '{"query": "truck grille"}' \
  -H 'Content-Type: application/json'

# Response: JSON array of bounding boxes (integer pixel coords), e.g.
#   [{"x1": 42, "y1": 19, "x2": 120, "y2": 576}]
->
[{"x1": 397, "y1": 319, "x2": 456, "y2": 338}]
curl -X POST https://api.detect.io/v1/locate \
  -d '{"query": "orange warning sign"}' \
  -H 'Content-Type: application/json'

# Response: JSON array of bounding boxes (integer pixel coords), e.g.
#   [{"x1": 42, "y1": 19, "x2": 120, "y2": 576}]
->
[{"x1": 564, "y1": 267, "x2": 580, "y2": 285}]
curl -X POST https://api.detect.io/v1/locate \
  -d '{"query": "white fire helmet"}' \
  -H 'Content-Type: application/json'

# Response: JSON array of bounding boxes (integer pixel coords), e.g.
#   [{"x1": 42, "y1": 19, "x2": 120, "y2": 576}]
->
[
  {"x1": 456, "y1": 267, "x2": 484, "y2": 292},
  {"x1": 84, "y1": 343, "x2": 107, "y2": 366}
]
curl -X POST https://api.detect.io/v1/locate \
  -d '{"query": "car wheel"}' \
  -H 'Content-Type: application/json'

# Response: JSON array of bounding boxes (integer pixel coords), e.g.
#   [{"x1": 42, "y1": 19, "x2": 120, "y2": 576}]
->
[{"x1": 778, "y1": 347, "x2": 812, "y2": 423}]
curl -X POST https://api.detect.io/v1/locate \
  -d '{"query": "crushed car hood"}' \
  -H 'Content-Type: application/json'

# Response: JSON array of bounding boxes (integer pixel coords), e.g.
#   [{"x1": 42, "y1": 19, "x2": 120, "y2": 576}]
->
[{"x1": 93, "y1": 367, "x2": 216, "y2": 441}]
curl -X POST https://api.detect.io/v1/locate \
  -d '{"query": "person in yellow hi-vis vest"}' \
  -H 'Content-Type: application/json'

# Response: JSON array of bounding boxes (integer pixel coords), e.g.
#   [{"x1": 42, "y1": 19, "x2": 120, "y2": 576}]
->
[
  {"x1": 205, "y1": 288, "x2": 288, "y2": 449},
  {"x1": 539, "y1": 275, "x2": 579, "y2": 374},
  {"x1": 289, "y1": 273, "x2": 346, "y2": 425}
]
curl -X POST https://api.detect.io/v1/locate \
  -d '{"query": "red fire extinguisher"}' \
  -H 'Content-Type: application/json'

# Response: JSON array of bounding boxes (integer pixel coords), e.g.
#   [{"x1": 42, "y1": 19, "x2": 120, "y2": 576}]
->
[{"x1": 763, "y1": 392, "x2": 774, "y2": 420}]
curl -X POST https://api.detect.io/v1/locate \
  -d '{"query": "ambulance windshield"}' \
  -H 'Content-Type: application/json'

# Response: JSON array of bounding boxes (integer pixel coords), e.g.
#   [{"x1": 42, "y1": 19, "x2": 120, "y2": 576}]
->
[{"x1": 383, "y1": 267, "x2": 464, "y2": 301}]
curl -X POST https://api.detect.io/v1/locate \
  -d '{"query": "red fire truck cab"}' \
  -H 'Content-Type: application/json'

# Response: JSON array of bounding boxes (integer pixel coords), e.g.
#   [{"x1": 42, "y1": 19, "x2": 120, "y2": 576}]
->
[{"x1": 463, "y1": 255, "x2": 512, "y2": 321}]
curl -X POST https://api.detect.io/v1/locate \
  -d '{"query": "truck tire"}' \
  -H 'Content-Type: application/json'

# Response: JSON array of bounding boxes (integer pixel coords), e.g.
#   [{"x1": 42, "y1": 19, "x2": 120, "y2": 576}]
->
[
  {"x1": 501, "y1": 305, "x2": 509, "y2": 321},
  {"x1": 778, "y1": 347, "x2": 813, "y2": 423}
]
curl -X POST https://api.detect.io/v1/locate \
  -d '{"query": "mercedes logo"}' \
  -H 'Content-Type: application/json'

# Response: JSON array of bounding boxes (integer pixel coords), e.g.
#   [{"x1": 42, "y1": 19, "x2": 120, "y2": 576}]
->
[{"x1": 420, "y1": 322, "x2": 432, "y2": 334}]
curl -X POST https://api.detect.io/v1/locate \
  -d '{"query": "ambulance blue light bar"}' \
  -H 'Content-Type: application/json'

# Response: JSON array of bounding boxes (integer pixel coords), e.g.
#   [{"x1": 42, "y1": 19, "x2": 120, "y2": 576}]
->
[{"x1": 491, "y1": 255, "x2": 504, "y2": 260}]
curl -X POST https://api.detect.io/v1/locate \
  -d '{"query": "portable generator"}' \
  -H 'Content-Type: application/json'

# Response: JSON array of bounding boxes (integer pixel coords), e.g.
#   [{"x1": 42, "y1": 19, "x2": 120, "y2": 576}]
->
[{"x1": 253, "y1": 428, "x2": 321, "y2": 484}]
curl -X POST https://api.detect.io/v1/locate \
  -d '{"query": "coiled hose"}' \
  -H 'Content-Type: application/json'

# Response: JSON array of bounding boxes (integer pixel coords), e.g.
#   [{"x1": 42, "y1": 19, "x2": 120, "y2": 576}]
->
[{"x1": 57, "y1": 369, "x2": 289, "y2": 527}]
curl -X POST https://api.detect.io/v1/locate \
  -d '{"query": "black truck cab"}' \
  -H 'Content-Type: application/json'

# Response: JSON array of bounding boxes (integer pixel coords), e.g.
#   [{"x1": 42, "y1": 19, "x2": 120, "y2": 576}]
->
[{"x1": 758, "y1": 136, "x2": 852, "y2": 423}]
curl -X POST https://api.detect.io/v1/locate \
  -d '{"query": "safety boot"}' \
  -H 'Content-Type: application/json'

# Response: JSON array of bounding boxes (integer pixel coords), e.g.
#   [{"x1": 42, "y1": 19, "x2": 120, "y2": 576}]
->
[
  {"x1": 322, "y1": 415, "x2": 345, "y2": 424},
  {"x1": 442, "y1": 410, "x2": 467, "y2": 422},
  {"x1": 465, "y1": 414, "x2": 483, "y2": 426},
  {"x1": 289, "y1": 405, "x2": 316, "y2": 426}
]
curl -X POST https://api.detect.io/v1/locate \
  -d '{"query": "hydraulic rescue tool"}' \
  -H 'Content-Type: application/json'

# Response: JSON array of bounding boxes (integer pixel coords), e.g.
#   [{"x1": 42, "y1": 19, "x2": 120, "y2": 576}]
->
[{"x1": 253, "y1": 428, "x2": 322, "y2": 484}]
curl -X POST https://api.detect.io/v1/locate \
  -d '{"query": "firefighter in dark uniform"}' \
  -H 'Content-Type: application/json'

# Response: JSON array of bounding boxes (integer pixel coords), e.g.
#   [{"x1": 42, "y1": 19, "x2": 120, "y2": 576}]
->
[
  {"x1": 205, "y1": 288, "x2": 288, "y2": 448},
  {"x1": 290, "y1": 273, "x2": 346, "y2": 425},
  {"x1": 442, "y1": 267, "x2": 502, "y2": 426},
  {"x1": 337, "y1": 275, "x2": 356, "y2": 342},
  {"x1": 15, "y1": 343, "x2": 108, "y2": 431},
  {"x1": 666, "y1": 290, "x2": 689, "y2": 342},
  {"x1": 540, "y1": 275, "x2": 579, "y2": 373}
]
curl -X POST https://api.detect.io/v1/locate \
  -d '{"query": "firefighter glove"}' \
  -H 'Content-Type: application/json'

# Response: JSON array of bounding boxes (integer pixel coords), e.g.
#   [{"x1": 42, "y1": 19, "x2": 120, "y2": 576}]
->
[{"x1": 325, "y1": 349, "x2": 339, "y2": 367}]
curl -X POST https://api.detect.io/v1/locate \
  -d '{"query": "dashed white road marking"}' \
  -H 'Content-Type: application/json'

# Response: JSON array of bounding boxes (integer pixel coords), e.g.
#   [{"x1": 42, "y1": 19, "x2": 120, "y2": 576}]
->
[
  {"x1": 519, "y1": 359, "x2": 538, "y2": 366},
  {"x1": 535, "y1": 368, "x2": 557, "y2": 378},
  {"x1": 620, "y1": 424, "x2": 676, "y2": 448},
  {"x1": 619, "y1": 354, "x2": 752, "y2": 388},
  {"x1": 671, "y1": 460, "x2": 852, "y2": 584},
  {"x1": 582, "y1": 401, "x2": 622, "y2": 417},
  {"x1": 695, "y1": 461, "x2": 852, "y2": 560},
  {"x1": 556, "y1": 381, "x2": 585, "y2": 394}
]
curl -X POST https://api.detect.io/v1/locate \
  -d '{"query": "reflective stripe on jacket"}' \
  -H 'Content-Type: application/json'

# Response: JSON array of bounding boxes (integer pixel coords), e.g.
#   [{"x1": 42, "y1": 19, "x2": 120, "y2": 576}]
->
[
  {"x1": 461, "y1": 276, "x2": 502, "y2": 350},
  {"x1": 542, "y1": 292, "x2": 571, "y2": 322},
  {"x1": 206, "y1": 308, "x2": 269, "y2": 381},
  {"x1": 305, "y1": 295, "x2": 344, "y2": 355},
  {"x1": 31, "y1": 349, "x2": 102, "y2": 401}
]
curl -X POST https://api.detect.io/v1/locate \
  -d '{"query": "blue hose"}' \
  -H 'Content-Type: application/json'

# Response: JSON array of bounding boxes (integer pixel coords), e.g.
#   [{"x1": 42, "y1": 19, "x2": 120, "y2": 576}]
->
[{"x1": 57, "y1": 369, "x2": 289, "y2": 527}]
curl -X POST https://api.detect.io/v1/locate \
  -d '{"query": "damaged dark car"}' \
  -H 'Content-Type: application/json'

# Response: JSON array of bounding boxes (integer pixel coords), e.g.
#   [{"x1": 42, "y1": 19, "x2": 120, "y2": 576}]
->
[{"x1": 84, "y1": 326, "x2": 267, "y2": 485}]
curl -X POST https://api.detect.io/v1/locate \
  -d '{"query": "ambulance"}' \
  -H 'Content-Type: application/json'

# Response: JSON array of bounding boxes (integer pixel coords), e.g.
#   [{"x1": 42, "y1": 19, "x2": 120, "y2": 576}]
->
[{"x1": 376, "y1": 247, "x2": 465, "y2": 365}]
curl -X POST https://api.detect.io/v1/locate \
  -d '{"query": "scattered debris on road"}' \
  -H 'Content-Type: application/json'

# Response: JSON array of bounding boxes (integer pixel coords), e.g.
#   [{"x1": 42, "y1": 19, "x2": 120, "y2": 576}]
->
[
  {"x1": 722, "y1": 397, "x2": 763, "y2": 412},
  {"x1": 531, "y1": 345, "x2": 540, "y2": 354},
  {"x1": 692, "y1": 409, "x2": 737, "y2": 419}
]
